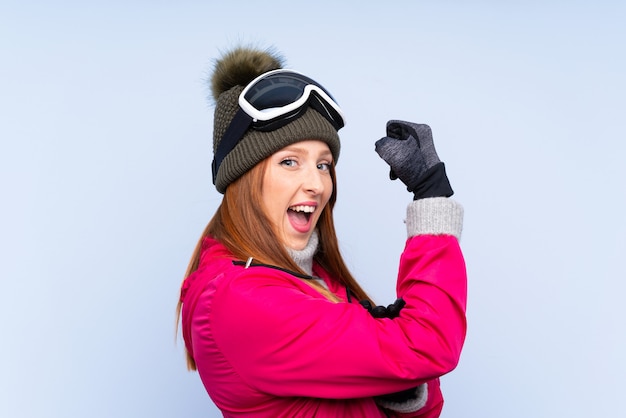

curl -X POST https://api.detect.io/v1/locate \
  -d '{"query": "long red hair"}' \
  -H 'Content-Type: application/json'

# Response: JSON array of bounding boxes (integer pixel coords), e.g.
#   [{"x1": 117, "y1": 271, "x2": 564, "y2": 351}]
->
[{"x1": 176, "y1": 157, "x2": 371, "y2": 370}]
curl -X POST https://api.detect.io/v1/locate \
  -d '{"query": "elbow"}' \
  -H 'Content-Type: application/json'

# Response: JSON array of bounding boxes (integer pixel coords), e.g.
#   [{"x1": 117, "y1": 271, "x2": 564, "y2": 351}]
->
[
  {"x1": 430, "y1": 303, "x2": 467, "y2": 375},
  {"x1": 416, "y1": 315, "x2": 466, "y2": 376},
  {"x1": 437, "y1": 349, "x2": 461, "y2": 376},
  {"x1": 431, "y1": 331, "x2": 465, "y2": 376}
]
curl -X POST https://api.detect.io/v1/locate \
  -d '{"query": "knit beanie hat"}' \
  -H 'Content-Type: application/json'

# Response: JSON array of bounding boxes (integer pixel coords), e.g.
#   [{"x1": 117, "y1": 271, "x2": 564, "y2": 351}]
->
[{"x1": 210, "y1": 47, "x2": 342, "y2": 193}]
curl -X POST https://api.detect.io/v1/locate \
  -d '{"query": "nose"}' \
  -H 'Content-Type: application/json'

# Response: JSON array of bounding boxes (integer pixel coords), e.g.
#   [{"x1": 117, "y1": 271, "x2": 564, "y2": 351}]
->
[{"x1": 303, "y1": 166, "x2": 324, "y2": 195}]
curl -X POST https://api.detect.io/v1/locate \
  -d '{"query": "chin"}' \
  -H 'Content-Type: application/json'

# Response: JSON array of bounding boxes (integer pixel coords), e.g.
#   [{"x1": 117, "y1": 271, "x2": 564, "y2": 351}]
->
[
  {"x1": 285, "y1": 235, "x2": 310, "y2": 251},
  {"x1": 287, "y1": 241, "x2": 307, "y2": 251}
]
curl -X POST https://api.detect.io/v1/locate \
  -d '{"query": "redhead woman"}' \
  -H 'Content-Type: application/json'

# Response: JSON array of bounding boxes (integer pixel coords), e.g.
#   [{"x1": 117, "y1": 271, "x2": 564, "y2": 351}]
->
[{"x1": 177, "y1": 46, "x2": 466, "y2": 417}]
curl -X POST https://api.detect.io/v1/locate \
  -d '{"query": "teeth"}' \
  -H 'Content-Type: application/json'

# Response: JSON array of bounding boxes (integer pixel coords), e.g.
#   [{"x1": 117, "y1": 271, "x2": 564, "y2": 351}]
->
[{"x1": 289, "y1": 205, "x2": 315, "y2": 213}]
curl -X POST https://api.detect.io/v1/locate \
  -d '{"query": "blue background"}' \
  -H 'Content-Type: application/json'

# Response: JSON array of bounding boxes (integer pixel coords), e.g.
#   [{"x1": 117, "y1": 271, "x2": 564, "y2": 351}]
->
[{"x1": 2, "y1": 1, "x2": 625, "y2": 417}]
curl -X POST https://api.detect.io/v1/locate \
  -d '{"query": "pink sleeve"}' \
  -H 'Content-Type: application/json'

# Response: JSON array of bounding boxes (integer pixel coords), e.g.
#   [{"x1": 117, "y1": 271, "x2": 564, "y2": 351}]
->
[{"x1": 204, "y1": 234, "x2": 467, "y2": 399}]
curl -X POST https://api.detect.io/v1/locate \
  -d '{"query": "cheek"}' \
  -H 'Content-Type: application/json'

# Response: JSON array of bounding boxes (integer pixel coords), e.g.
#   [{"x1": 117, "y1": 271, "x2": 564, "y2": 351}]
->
[
  {"x1": 262, "y1": 178, "x2": 292, "y2": 224},
  {"x1": 263, "y1": 191, "x2": 282, "y2": 220},
  {"x1": 322, "y1": 177, "x2": 333, "y2": 205}
]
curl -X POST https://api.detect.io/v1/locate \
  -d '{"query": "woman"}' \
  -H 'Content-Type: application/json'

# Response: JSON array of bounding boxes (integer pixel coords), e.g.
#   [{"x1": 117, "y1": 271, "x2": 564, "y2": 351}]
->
[{"x1": 177, "y1": 46, "x2": 466, "y2": 417}]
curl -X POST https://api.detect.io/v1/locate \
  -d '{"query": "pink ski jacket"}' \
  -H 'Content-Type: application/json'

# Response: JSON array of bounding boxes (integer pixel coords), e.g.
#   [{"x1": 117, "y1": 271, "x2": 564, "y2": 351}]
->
[{"x1": 180, "y1": 218, "x2": 466, "y2": 417}]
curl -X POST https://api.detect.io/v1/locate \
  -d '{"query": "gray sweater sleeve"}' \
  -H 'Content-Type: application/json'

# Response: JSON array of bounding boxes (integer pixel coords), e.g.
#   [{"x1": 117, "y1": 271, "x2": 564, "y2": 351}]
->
[{"x1": 405, "y1": 197, "x2": 464, "y2": 240}]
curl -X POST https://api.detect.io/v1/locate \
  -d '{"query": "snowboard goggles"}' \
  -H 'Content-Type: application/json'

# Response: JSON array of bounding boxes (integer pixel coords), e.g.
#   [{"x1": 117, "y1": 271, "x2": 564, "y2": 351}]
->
[
  {"x1": 212, "y1": 69, "x2": 345, "y2": 184},
  {"x1": 238, "y1": 69, "x2": 345, "y2": 131}
]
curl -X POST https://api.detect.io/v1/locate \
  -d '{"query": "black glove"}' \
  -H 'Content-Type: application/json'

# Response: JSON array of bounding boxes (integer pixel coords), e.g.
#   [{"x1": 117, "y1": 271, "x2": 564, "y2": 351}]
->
[
  {"x1": 359, "y1": 298, "x2": 406, "y2": 319},
  {"x1": 375, "y1": 120, "x2": 453, "y2": 200}
]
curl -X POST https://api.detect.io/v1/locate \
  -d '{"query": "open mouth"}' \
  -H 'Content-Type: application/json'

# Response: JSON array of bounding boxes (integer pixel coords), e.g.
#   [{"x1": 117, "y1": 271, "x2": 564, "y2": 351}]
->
[{"x1": 287, "y1": 205, "x2": 315, "y2": 229}]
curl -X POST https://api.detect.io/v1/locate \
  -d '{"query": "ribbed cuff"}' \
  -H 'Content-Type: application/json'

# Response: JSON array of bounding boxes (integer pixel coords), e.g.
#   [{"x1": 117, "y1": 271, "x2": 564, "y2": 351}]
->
[
  {"x1": 406, "y1": 197, "x2": 463, "y2": 240},
  {"x1": 376, "y1": 383, "x2": 428, "y2": 413}
]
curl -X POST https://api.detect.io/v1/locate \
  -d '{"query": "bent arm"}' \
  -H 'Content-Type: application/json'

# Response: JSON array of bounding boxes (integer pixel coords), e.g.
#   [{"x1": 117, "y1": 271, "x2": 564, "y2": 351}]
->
[{"x1": 197, "y1": 199, "x2": 466, "y2": 400}]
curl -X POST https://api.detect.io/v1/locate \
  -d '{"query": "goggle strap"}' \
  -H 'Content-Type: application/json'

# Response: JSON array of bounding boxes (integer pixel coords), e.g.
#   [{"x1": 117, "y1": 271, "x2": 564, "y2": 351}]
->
[{"x1": 212, "y1": 108, "x2": 253, "y2": 184}]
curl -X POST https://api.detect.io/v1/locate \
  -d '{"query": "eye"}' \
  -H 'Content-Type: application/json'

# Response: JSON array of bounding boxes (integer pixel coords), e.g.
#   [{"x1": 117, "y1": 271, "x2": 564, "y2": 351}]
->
[
  {"x1": 317, "y1": 162, "x2": 332, "y2": 171},
  {"x1": 280, "y1": 158, "x2": 297, "y2": 167}
]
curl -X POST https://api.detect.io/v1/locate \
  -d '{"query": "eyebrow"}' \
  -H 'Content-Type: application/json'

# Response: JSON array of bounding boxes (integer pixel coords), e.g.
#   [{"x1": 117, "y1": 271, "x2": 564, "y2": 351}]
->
[{"x1": 280, "y1": 145, "x2": 333, "y2": 159}]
